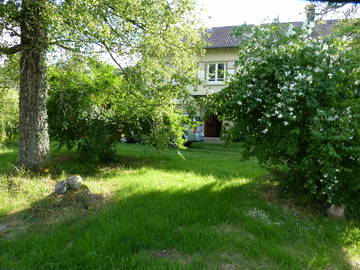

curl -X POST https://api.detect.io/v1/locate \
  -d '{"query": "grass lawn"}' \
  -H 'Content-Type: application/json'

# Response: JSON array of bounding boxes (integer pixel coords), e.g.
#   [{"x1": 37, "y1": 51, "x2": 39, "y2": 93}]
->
[{"x1": 0, "y1": 143, "x2": 359, "y2": 270}]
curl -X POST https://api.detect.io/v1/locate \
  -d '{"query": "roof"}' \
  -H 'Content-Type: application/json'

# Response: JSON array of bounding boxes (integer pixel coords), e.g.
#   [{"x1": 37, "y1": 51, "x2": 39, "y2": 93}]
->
[
  {"x1": 205, "y1": 26, "x2": 242, "y2": 49},
  {"x1": 205, "y1": 20, "x2": 339, "y2": 49}
]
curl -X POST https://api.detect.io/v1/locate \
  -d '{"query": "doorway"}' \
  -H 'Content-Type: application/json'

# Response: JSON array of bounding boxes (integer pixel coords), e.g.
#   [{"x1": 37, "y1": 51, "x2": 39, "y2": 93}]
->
[{"x1": 204, "y1": 113, "x2": 222, "y2": 137}]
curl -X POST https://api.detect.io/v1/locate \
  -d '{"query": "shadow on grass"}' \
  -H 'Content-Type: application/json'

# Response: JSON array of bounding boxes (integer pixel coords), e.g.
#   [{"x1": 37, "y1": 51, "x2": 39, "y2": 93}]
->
[
  {"x1": 0, "y1": 182, "x2": 356, "y2": 270},
  {"x1": 45, "y1": 143, "x2": 264, "y2": 182},
  {"x1": 0, "y1": 185, "x2": 105, "y2": 237},
  {"x1": 0, "y1": 143, "x2": 262, "y2": 182}
]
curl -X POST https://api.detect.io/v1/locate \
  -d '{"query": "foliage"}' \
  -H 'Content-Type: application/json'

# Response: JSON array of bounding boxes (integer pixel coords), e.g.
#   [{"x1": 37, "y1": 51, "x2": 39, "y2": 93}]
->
[
  {"x1": 335, "y1": 18, "x2": 360, "y2": 51},
  {"x1": 213, "y1": 22, "x2": 360, "y2": 215},
  {"x1": 48, "y1": 56, "x2": 190, "y2": 161},
  {"x1": 0, "y1": 88, "x2": 18, "y2": 145},
  {"x1": 0, "y1": 55, "x2": 19, "y2": 145},
  {"x1": 0, "y1": 0, "x2": 204, "y2": 169}
]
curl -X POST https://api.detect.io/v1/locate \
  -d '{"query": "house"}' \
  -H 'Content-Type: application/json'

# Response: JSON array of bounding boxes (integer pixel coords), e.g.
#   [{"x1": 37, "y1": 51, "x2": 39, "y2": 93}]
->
[{"x1": 192, "y1": 20, "x2": 337, "y2": 138}]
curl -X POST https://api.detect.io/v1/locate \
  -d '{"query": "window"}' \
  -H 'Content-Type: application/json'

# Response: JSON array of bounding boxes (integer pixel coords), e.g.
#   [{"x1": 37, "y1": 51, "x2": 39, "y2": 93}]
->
[{"x1": 207, "y1": 62, "x2": 225, "y2": 83}]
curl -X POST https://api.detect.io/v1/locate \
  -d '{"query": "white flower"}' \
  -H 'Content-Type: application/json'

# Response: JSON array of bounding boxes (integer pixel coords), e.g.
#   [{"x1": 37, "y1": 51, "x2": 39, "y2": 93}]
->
[
  {"x1": 339, "y1": 68, "x2": 345, "y2": 73},
  {"x1": 328, "y1": 73, "x2": 333, "y2": 79},
  {"x1": 262, "y1": 128, "x2": 268, "y2": 134},
  {"x1": 278, "y1": 113, "x2": 283, "y2": 119},
  {"x1": 284, "y1": 121, "x2": 289, "y2": 126},
  {"x1": 295, "y1": 73, "x2": 306, "y2": 81},
  {"x1": 237, "y1": 101, "x2": 242, "y2": 105},
  {"x1": 286, "y1": 24, "x2": 295, "y2": 37},
  {"x1": 306, "y1": 75, "x2": 313, "y2": 83},
  {"x1": 314, "y1": 67, "x2": 321, "y2": 73}
]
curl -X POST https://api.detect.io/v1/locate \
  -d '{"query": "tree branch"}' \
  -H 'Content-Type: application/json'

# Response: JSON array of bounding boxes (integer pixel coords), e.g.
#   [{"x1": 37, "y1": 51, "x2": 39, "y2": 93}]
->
[
  {"x1": 51, "y1": 42, "x2": 81, "y2": 52},
  {"x1": 0, "y1": 44, "x2": 22, "y2": 54},
  {"x1": 100, "y1": 42, "x2": 130, "y2": 82},
  {"x1": 3, "y1": 25, "x2": 20, "y2": 37}
]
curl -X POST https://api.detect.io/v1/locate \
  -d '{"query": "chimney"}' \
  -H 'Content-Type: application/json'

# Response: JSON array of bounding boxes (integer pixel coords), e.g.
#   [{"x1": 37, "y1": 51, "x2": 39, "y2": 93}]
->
[{"x1": 305, "y1": 4, "x2": 316, "y2": 22}]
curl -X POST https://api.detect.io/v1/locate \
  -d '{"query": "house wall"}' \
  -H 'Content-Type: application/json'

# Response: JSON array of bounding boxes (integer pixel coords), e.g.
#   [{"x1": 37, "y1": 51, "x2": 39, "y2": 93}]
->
[{"x1": 191, "y1": 47, "x2": 238, "y2": 96}]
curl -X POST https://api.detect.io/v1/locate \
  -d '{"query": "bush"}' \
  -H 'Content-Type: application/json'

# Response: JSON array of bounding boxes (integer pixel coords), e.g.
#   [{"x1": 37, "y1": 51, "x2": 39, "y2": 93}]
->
[
  {"x1": 48, "y1": 57, "x2": 187, "y2": 161},
  {"x1": 213, "y1": 22, "x2": 360, "y2": 216}
]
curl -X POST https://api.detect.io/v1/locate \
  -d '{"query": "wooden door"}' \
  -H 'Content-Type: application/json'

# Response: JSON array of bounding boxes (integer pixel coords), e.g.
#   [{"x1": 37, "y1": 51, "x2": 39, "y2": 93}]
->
[{"x1": 204, "y1": 114, "x2": 222, "y2": 137}]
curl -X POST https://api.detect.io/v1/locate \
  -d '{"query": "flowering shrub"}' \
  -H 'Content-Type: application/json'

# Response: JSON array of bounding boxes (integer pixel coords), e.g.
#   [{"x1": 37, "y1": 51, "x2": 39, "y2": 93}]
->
[{"x1": 214, "y1": 22, "x2": 360, "y2": 215}]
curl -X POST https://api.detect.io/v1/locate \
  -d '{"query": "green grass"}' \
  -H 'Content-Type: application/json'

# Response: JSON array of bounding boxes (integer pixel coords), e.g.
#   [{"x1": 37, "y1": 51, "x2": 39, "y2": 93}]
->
[{"x1": 0, "y1": 143, "x2": 359, "y2": 270}]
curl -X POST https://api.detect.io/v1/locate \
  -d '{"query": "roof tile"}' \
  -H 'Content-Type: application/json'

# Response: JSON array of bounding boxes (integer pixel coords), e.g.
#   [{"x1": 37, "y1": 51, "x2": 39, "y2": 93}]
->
[{"x1": 205, "y1": 20, "x2": 338, "y2": 49}]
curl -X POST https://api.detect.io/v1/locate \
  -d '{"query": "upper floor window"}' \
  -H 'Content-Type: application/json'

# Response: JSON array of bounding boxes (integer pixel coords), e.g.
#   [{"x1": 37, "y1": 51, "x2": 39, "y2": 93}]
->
[{"x1": 208, "y1": 62, "x2": 225, "y2": 83}]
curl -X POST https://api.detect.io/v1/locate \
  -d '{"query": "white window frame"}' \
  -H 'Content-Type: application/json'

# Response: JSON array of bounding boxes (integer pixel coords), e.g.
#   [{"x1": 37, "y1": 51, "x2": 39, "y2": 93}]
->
[{"x1": 207, "y1": 62, "x2": 226, "y2": 83}]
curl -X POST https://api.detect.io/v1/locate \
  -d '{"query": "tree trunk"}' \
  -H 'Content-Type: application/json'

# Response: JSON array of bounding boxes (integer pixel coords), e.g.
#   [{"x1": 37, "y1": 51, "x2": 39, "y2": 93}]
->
[{"x1": 18, "y1": 0, "x2": 49, "y2": 170}]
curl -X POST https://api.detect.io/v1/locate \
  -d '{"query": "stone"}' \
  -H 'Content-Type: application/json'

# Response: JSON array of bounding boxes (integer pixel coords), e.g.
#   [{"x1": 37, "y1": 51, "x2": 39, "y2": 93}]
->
[
  {"x1": 55, "y1": 180, "x2": 67, "y2": 194},
  {"x1": 66, "y1": 175, "x2": 83, "y2": 190},
  {"x1": 326, "y1": 204, "x2": 346, "y2": 219}
]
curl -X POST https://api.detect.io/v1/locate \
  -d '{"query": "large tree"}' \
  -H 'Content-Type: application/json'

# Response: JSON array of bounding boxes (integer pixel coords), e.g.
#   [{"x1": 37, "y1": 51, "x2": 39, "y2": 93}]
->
[{"x1": 0, "y1": 0, "x2": 203, "y2": 169}]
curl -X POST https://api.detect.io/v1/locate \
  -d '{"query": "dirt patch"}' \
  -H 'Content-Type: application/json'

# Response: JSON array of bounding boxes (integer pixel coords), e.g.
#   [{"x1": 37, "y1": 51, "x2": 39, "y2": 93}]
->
[
  {"x1": 213, "y1": 224, "x2": 255, "y2": 240},
  {"x1": 220, "y1": 263, "x2": 240, "y2": 270},
  {"x1": 216, "y1": 252, "x2": 272, "y2": 270},
  {"x1": 0, "y1": 218, "x2": 27, "y2": 238},
  {"x1": 146, "y1": 249, "x2": 192, "y2": 265}
]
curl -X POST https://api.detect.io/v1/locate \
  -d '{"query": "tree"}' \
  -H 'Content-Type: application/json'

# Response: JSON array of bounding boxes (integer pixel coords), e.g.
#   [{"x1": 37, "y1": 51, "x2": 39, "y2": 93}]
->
[
  {"x1": 306, "y1": 1, "x2": 359, "y2": 47},
  {"x1": 213, "y1": 22, "x2": 360, "y2": 215},
  {"x1": 0, "y1": 0, "x2": 203, "y2": 169}
]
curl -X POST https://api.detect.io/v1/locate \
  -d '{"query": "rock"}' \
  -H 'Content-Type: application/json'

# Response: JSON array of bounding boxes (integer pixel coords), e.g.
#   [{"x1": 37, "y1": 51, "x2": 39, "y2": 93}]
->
[
  {"x1": 326, "y1": 204, "x2": 346, "y2": 219},
  {"x1": 66, "y1": 175, "x2": 83, "y2": 190},
  {"x1": 55, "y1": 180, "x2": 67, "y2": 194}
]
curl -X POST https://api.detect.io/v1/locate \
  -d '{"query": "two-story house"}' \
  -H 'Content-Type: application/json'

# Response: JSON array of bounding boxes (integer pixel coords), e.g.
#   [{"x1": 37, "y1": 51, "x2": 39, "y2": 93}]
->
[{"x1": 192, "y1": 26, "x2": 241, "y2": 138}]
